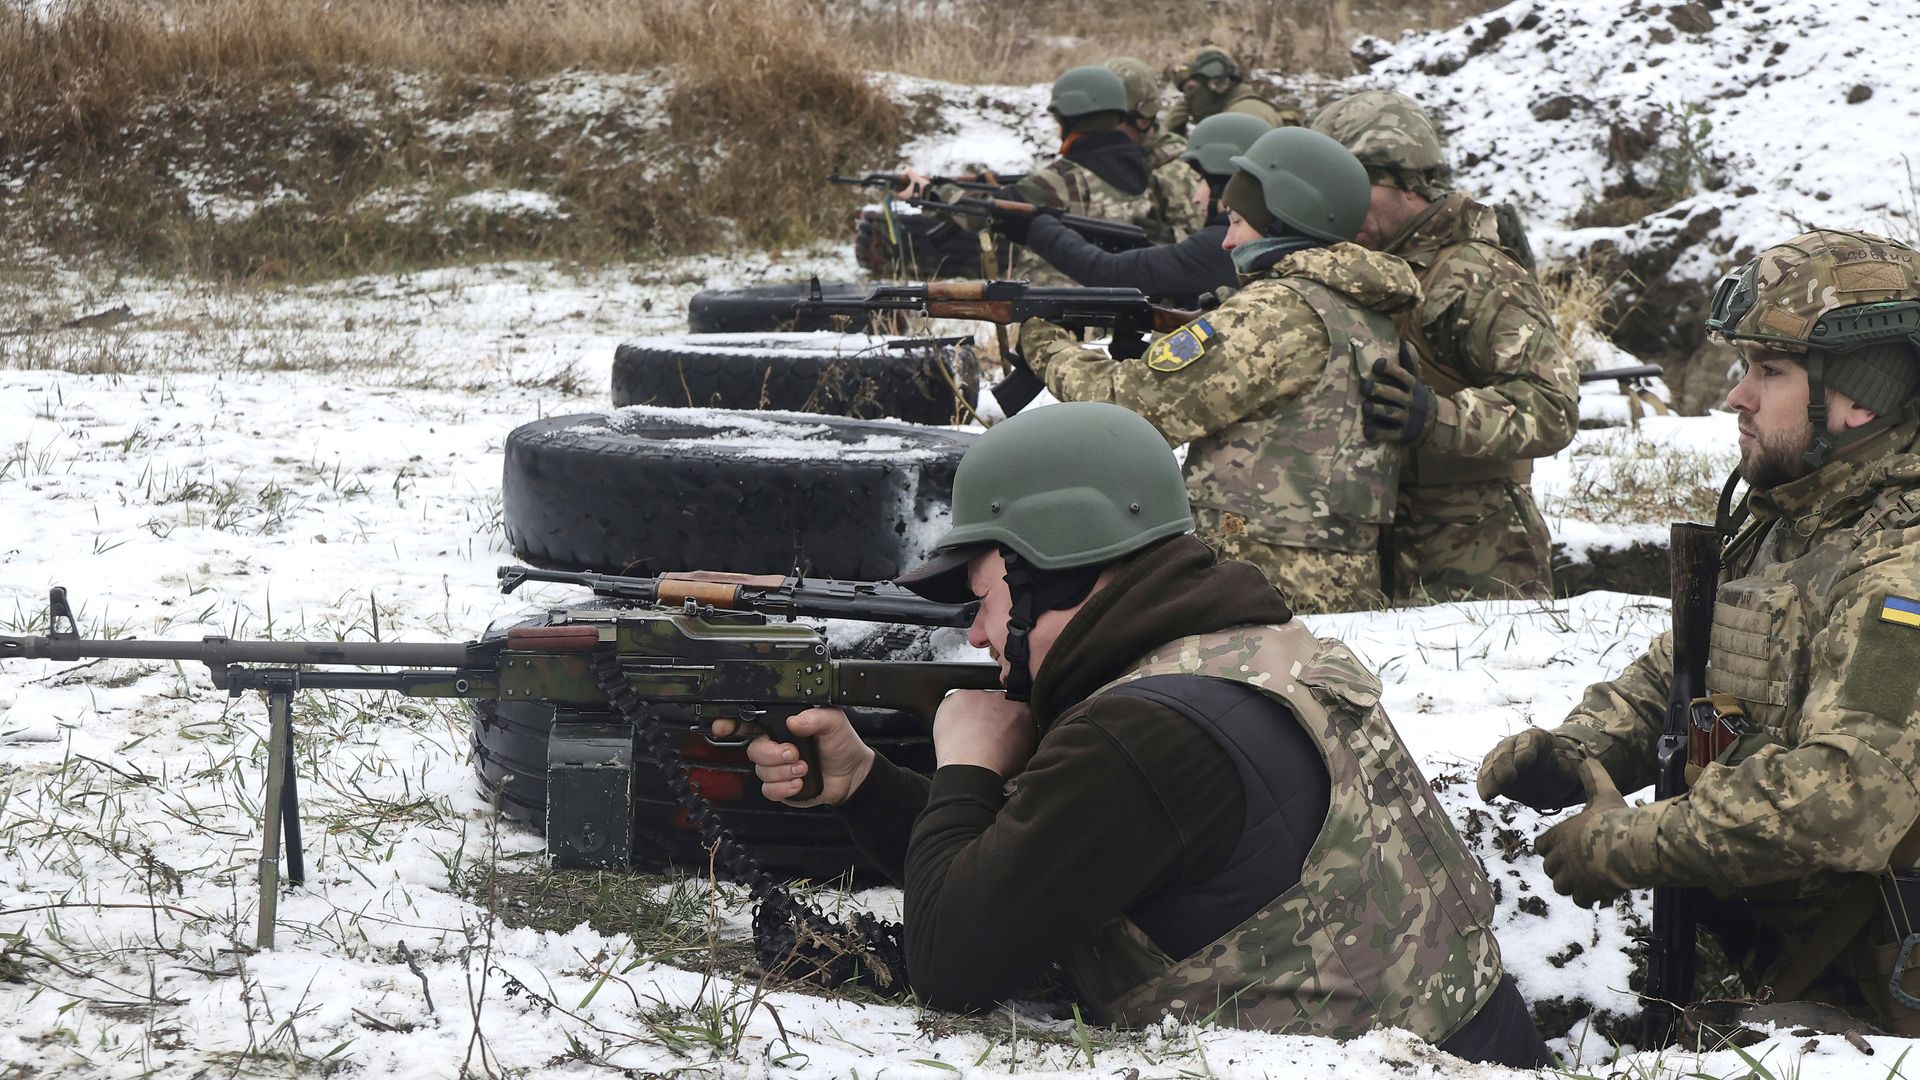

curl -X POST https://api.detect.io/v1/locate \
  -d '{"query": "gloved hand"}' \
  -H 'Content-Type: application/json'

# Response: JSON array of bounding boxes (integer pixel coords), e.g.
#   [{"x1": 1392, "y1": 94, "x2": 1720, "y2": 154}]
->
[
  {"x1": 1535, "y1": 758, "x2": 1648, "y2": 908},
  {"x1": 990, "y1": 210, "x2": 1034, "y2": 246},
  {"x1": 1361, "y1": 346, "x2": 1439, "y2": 445},
  {"x1": 1016, "y1": 317, "x2": 1078, "y2": 380},
  {"x1": 1197, "y1": 285, "x2": 1238, "y2": 311},
  {"x1": 1477, "y1": 727, "x2": 1592, "y2": 811}
]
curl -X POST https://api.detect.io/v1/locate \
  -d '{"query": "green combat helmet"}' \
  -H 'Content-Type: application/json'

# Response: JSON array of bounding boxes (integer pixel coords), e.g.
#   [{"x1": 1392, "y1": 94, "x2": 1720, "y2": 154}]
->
[
  {"x1": 895, "y1": 402, "x2": 1194, "y2": 699},
  {"x1": 1181, "y1": 113, "x2": 1273, "y2": 178},
  {"x1": 1103, "y1": 56, "x2": 1162, "y2": 121},
  {"x1": 1707, "y1": 228, "x2": 1920, "y2": 465},
  {"x1": 1224, "y1": 127, "x2": 1370, "y2": 242},
  {"x1": 1175, "y1": 48, "x2": 1241, "y2": 85},
  {"x1": 1050, "y1": 65, "x2": 1131, "y2": 121}
]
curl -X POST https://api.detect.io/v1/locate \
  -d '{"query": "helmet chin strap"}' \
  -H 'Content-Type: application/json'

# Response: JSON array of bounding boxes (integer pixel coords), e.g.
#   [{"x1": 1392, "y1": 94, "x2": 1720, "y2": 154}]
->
[
  {"x1": 1803, "y1": 353, "x2": 1834, "y2": 468},
  {"x1": 997, "y1": 548, "x2": 1103, "y2": 705}
]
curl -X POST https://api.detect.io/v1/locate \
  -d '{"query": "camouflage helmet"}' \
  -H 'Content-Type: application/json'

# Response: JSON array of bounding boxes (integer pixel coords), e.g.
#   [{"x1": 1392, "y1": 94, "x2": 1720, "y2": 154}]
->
[
  {"x1": 1176, "y1": 48, "x2": 1240, "y2": 84},
  {"x1": 1103, "y1": 56, "x2": 1161, "y2": 120},
  {"x1": 1050, "y1": 65, "x2": 1130, "y2": 120},
  {"x1": 897, "y1": 402, "x2": 1192, "y2": 591},
  {"x1": 1226, "y1": 127, "x2": 1370, "y2": 242},
  {"x1": 1310, "y1": 89, "x2": 1449, "y2": 176},
  {"x1": 1707, "y1": 229, "x2": 1920, "y2": 465},
  {"x1": 1180, "y1": 113, "x2": 1273, "y2": 177}
]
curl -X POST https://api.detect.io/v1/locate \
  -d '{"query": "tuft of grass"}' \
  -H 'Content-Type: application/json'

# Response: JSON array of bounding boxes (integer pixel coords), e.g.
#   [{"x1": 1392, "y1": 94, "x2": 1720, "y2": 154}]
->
[{"x1": 1544, "y1": 428, "x2": 1736, "y2": 526}]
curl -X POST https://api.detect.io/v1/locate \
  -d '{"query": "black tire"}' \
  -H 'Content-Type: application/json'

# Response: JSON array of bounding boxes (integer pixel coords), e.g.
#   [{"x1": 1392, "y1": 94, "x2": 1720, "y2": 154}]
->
[
  {"x1": 469, "y1": 610, "x2": 945, "y2": 879},
  {"x1": 685, "y1": 281, "x2": 898, "y2": 335},
  {"x1": 502, "y1": 409, "x2": 974, "y2": 579},
  {"x1": 612, "y1": 332, "x2": 977, "y2": 427},
  {"x1": 855, "y1": 209, "x2": 1012, "y2": 279}
]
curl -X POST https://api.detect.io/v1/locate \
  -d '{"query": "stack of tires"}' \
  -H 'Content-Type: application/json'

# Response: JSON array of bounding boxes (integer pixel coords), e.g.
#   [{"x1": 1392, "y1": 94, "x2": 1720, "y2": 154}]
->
[{"x1": 479, "y1": 282, "x2": 983, "y2": 879}]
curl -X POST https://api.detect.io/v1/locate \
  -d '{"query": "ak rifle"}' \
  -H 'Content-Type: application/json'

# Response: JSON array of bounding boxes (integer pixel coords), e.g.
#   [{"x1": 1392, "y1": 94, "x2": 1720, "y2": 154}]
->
[{"x1": 903, "y1": 196, "x2": 1152, "y2": 253}]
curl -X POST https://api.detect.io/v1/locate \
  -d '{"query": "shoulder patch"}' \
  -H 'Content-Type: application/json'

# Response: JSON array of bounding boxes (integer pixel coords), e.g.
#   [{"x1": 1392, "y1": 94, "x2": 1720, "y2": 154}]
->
[
  {"x1": 1144, "y1": 318, "x2": 1216, "y2": 373},
  {"x1": 1879, "y1": 595, "x2": 1920, "y2": 628}
]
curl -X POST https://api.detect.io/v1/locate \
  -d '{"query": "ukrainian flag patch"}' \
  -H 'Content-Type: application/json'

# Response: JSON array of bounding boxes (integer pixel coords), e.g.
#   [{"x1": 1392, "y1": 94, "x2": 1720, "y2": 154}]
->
[
  {"x1": 1879, "y1": 595, "x2": 1920, "y2": 628},
  {"x1": 1144, "y1": 318, "x2": 1216, "y2": 373}
]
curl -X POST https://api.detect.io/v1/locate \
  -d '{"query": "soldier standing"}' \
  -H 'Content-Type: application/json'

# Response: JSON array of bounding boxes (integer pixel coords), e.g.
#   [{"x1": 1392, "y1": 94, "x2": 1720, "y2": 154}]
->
[
  {"x1": 1016, "y1": 128, "x2": 1420, "y2": 613},
  {"x1": 726, "y1": 402, "x2": 1551, "y2": 1066},
  {"x1": 1161, "y1": 48, "x2": 1294, "y2": 136},
  {"x1": 1313, "y1": 89, "x2": 1578, "y2": 602},
  {"x1": 1480, "y1": 230, "x2": 1920, "y2": 1033}
]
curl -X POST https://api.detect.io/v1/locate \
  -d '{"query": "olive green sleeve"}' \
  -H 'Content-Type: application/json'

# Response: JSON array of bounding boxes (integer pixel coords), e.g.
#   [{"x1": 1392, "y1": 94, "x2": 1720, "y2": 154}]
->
[
  {"x1": 1419, "y1": 247, "x2": 1580, "y2": 462},
  {"x1": 1556, "y1": 629, "x2": 1674, "y2": 796},
  {"x1": 1026, "y1": 286, "x2": 1329, "y2": 446},
  {"x1": 1163, "y1": 96, "x2": 1191, "y2": 137},
  {"x1": 1631, "y1": 554, "x2": 1920, "y2": 888}
]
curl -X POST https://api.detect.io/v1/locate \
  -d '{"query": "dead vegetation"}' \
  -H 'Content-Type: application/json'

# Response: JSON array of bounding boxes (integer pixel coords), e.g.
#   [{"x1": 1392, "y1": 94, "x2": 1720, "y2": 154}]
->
[{"x1": 0, "y1": 0, "x2": 1500, "y2": 279}]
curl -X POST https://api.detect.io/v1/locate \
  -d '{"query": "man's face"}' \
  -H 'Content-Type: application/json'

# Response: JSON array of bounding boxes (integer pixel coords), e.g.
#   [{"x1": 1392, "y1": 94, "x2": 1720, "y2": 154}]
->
[
  {"x1": 965, "y1": 548, "x2": 1016, "y2": 683},
  {"x1": 1725, "y1": 346, "x2": 1817, "y2": 488},
  {"x1": 1353, "y1": 181, "x2": 1418, "y2": 250},
  {"x1": 1222, "y1": 210, "x2": 1261, "y2": 250}
]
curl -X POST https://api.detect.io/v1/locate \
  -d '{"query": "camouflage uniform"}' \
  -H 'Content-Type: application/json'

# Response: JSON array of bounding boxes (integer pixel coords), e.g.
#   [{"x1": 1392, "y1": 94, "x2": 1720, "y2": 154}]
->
[
  {"x1": 1165, "y1": 84, "x2": 1297, "y2": 137},
  {"x1": 1024, "y1": 243, "x2": 1422, "y2": 613},
  {"x1": 1144, "y1": 131, "x2": 1207, "y2": 242},
  {"x1": 1545, "y1": 422, "x2": 1920, "y2": 1029},
  {"x1": 1380, "y1": 193, "x2": 1578, "y2": 601},
  {"x1": 1063, "y1": 619, "x2": 1505, "y2": 1041},
  {"x1": 1001, "y1": 159, "x2": 1158, "y2": 286}
]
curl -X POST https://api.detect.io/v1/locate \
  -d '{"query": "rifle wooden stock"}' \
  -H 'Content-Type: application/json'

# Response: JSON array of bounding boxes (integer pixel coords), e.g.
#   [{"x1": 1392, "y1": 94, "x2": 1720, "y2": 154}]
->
[{"x1": 925, "y1": 299, "x2": 1014, "y2": 323}]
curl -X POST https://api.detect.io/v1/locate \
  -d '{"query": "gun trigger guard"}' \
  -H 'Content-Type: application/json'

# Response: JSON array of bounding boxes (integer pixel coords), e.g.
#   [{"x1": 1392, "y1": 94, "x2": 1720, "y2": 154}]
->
[{"x1": 48, "y1": 587, "x2": 78, "y2": 641}]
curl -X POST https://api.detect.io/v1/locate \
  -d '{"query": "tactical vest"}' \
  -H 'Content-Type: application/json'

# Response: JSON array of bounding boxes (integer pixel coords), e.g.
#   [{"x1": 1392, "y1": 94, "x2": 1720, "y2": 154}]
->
[
  {"x1": 1058, "y1": 621, "x2": 1504, "y2": 1042},
  {"x1": 1014, "y1": 159, "x2": 1158, "y2": 285},
  {"x1": 1396, "y1": 197, "x2": 1535, "y2": 488},
  {"x1": 1184, "y1": 277, "x2": 1402, "y2": 554}
]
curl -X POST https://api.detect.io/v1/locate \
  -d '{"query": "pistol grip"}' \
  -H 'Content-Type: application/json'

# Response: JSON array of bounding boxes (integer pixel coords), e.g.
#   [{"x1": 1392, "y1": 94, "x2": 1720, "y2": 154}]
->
[{"x1": 756, "y1": 710, "x2": 824, "y2": 801}]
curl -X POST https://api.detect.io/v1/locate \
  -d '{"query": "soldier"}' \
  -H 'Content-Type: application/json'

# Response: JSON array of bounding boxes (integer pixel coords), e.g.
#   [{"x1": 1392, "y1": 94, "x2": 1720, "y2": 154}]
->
[
  {"x1": 1104, "y1": 56, "x2": 1206, "y2": 243},
  {"x1": 1018, "y1": 112, "x2": 1269, "y2": 307},
  {"x1": 1162, "y1": 48, "x2": 1294, "y2": 137},
  {"x1": 725, "y1": 401, "x2": 1551, "y2": 1066},
  {"x1": 1016, "y1": 127, "x2": 1421, "y2": 613},
  {"x1": 1313, "y1": 89, "x2": 1577, "y2": 602},
  {"x1": 1478, "y1": 230, "x2": 1920, "y2": 1033}
]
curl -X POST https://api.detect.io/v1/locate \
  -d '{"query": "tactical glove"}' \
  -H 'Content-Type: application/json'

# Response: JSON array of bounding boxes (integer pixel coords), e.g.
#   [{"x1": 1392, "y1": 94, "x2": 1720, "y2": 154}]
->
[
  {"x1": 1361, "y1": 347, "x2": 1438, "y2": 445},
  {"x1": 1476, "y1": 727, "x2": 1591, "y2": 811},
  {"x1": 1534, "y1": 758, "x2": 1651, "y2": 908},
  {"x1": 1197, "y1": 285, "x2": 1238, "y2": 311},
  {"x1": 991, "y1": 211, "x2": 1034, "y2": 246}
]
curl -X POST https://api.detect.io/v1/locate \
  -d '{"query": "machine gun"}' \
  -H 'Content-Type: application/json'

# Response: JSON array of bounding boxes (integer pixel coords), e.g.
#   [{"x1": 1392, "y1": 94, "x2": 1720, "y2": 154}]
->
[
  {"x1": 903, "y1": 196, "x2": 1152, "y2": 253},
  {"x1": 0, "y1": 569, "x2": 998, "y2": 968}
]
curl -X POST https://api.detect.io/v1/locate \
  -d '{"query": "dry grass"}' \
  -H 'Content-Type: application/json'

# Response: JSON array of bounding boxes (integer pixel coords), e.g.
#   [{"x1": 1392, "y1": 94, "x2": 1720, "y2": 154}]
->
[{"x1": 0, "y1": 0, "x2": 1500, "y2": 278}]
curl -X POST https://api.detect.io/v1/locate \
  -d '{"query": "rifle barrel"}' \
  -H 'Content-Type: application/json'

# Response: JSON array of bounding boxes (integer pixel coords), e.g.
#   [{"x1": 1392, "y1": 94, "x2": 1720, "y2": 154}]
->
[{"x1": 1, "y1": 633, "x2": 473, "y2": 668}]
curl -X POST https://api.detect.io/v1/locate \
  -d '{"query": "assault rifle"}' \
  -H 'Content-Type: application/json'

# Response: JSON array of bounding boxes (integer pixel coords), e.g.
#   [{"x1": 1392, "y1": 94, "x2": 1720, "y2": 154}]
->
[
  {"x1": 796, "y1": 277, "x2": 1200, "y2": 417},
  {"x1": 904, "y1": 196, "x2": 1152, "y2": 253},
  {"x1": 0, "y1": 570, "x2": 998, "y2": 953},
  {"x1": 1644, "y1": 522, "x2": 1723, "y2": 1043},
  {"x1": 829, "y1": 171, "x2": 1024, "y2": 194}
]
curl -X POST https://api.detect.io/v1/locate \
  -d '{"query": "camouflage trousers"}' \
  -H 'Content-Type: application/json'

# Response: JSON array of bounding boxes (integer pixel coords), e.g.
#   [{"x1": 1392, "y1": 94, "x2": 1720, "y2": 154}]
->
[
  {"x1": 1194, "y1": 507, "x2": 1386, "y2": 614},
  {"x1": 1383, "y1": 480, "x2": 1553, "y2": 604}
]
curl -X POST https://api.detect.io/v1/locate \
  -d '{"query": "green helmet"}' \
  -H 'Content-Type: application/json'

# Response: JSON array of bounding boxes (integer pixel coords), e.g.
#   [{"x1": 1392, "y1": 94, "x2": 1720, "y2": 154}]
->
[
  {"x1": 1050, "y1": 65, "x2": 1130, "y2": 120},
  {"x1": 1706, "y1": 229, "x2": 1920, "y2": 466},
  {"x1": 896, "y1": 402, "x2": 1193, "y2": 598},
  {"x1": 1180, "y1": 112, "x2": 1273, "y2": 177},
  {"x1": 1103, "y1": 56, "x2": 1161, "y2": 120},
  {"x1": 1310, "y1": 89, "x2": 1449, "y2": 176},
  {"x1": 1225, "y1": 127, "x2": 1370, "y2": 242},
  {"x1": 1176, "y1": 48, "x2": 1240, "y2": 83}
]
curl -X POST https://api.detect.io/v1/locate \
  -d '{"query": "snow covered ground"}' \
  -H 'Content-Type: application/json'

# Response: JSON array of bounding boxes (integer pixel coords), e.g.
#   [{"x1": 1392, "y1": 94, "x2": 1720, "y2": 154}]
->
[{"x1": 0, "y1": 252, "x2": 1876, "y2": 1080}]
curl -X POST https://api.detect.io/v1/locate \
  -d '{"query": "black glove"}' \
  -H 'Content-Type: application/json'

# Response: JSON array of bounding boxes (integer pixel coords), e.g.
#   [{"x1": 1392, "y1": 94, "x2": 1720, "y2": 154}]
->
[
  {"x1": 1361, "y1": 345, "x2": 1438, "y2": 445},
  {"x1": 991, "y1": 210, "x2": 1036, "y2": 246}
]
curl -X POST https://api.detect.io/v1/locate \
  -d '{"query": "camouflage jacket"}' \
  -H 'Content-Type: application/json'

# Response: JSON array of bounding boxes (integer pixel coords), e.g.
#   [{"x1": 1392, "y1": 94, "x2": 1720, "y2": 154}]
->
[
  {"x1": 1557, "y1": 423, "x2": 1920, "y2": 905},
  {"x1": 1029, "y1": 243, "x2": 1422, "y2": 553},
  {"x1": 1165, "y1": 84, "x2": 1298, "y2": 136},
  {"x1": 1383, "y1": 193, "x2": 1577, "y2": 486},
  {"x1": 1005, "y1": 157, "x2": 1158, "y2": 284},
  {"x1": 1147, "y1": 155, "x2": 1206, "y2": 243},
  {"x1": 1062, "y1": 621, "x2": 1504, "y2": 1041}
]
